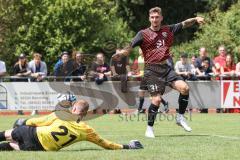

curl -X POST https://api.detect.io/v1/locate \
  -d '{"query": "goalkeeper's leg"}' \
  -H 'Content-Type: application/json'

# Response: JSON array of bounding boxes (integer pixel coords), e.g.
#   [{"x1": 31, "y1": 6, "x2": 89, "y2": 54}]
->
[
  {"x1": 0, "y1": 129, "x2": 13, "y2": 142},
  {"x1": 0, "y1": 129, "x2": 20, "y2": 151}
]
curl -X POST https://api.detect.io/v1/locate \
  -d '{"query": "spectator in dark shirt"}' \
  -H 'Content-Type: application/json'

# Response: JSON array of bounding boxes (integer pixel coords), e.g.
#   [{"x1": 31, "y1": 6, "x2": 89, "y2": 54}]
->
[
  {"x1": 13, "y1": 53, "x2": 31, "y2": 82},
  {"x1": 90, "y1": 53, "x2": 111, "y2": 85},
  {"x1": 195, "y1": 47, "x2": 214, "y2": 71},
  {"x1": 111, "y1": 49, "x2": 130, "y2": 92},
  {"x1": 71, "y1": 51, "x2": 86, "y2": 81},
  {"x1": 12, "y1": 53, "x2": 31, "y2": 115},
  {"x1": 196, "y1": 58, "x2": 213, "y2": 80},
  {"x1": 54, "y1": 51, "x2": 74, "y2": 81}
]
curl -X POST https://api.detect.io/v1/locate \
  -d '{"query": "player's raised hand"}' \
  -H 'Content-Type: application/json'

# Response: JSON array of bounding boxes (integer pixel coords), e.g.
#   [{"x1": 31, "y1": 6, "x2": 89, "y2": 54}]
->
[{"x1": 195, "y1": 16, "x2": 205, "y2": 25}]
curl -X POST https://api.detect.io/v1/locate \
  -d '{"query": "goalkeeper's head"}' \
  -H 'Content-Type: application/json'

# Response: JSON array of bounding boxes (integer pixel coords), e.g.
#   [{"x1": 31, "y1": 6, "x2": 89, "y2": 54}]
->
[{"x1": 71, "y1": 100, "x2": 89, "y2": 122}]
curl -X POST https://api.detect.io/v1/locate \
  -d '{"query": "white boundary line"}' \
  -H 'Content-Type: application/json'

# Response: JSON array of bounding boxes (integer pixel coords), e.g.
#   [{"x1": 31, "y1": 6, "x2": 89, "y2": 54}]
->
[
  {"x1": 102, "y1": 133, "x2": 240, "y2": 140},
  {"x1": 210, "y1": 134, "x2": 240, "y2": 140}
]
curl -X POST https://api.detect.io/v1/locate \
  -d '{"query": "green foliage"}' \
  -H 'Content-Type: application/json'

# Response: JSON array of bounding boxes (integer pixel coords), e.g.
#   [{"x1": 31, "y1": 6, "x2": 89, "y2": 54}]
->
[
  {"x1": 172, "y1": 1, "x2": 240, "y2": 62},
  {"x1": 115, "y1": 0, "x2": 207, "y2": 43},
  {"x1": 205, "y1": 0, "x2": 238, "y2": 11},
  {"x1": 0, "y1": 0, "x2": 133, "y2": 73}
]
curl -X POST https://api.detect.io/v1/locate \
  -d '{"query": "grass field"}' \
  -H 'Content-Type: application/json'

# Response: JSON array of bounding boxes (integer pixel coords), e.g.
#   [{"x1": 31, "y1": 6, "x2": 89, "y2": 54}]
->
[{"x1": 0, "y1": 113, "x2": 240, "y2": 160}]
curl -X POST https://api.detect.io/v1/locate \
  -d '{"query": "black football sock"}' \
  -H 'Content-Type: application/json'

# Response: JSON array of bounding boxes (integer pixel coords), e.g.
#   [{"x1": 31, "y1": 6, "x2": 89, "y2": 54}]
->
[
  {"x1": 138, "y1": 97, "x2": 144, "y2": 110},
  {"x1": 178, "y1": 94, "x2": 189, "y2": 114},
  {"x1": 147, "y1": 103, "x2": 159, "y2": 126},
  {"x1": 0, "y1": 132, "x2": 6, "y2": 142},
  {"x1": 161, "y1": 98, "x2": 167, "y2": 106},
  {"x1": 0, "y1": 143, "x2": 14, "y2": 151}
]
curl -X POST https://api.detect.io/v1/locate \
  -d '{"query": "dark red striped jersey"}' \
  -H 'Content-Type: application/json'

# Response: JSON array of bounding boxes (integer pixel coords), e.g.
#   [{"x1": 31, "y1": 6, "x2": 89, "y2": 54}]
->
[{"x1": 131, "y1": 23, "x2": 183, "y2": 64}]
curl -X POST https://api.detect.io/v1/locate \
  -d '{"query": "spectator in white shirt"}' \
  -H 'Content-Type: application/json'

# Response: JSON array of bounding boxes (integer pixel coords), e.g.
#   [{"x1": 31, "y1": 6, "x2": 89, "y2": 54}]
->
[
  {"x1": 0, "y1": 60, "x2": 6, "y2": 78},
  {"x1": 175, "y1": 53, "x2": 197, "y2": 81}
]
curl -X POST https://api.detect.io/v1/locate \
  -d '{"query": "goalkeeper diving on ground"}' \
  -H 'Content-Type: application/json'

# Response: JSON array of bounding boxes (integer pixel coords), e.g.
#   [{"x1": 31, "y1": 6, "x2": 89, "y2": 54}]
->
[{"x1": 0, "y1": 98, "x2": 143, "y2": 151}]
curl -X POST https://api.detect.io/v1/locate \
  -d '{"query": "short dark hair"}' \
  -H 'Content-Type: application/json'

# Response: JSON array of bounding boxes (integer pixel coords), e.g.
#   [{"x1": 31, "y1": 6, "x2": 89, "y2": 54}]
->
[
  {"x1": 60, "y1": 51, "x2": 69, "y2": 58},
  {"x1": 149, "y1": 7, "x2": 162, "y2": 15},
  {"x1": 180, "y1": 53, "x2": 188, "y2": 58}
]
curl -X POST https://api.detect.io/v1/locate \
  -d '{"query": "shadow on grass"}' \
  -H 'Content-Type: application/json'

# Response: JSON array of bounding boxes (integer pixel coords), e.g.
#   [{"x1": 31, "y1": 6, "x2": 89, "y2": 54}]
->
[{"x1": 59, "y1": 148, "x2": 103, "y2": 152}]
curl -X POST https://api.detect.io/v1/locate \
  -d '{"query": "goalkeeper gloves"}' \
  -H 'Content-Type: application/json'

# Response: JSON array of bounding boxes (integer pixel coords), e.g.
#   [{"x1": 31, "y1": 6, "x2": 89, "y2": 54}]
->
[{"x1": 123, "y1": 140, "x2": 143, "y2": 149}]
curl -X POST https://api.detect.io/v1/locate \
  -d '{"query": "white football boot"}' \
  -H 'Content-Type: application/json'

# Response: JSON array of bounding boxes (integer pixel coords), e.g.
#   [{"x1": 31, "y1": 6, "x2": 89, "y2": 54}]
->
[
  {"x1": 145, "y1": 126, "x2": 155, "y2": 138},
  {"x1": 176, "y1": 114, "x2": 192, "y2": 132}
]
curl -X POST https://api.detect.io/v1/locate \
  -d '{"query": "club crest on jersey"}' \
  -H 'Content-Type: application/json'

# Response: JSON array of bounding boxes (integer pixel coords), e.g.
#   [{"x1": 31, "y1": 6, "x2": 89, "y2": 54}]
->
[
  {"x1": 162, "y1": 32, "x2": 167, "y2": 38},
  {"x1": 150, "y1": 32, "x2": 158, "y2": 40}
]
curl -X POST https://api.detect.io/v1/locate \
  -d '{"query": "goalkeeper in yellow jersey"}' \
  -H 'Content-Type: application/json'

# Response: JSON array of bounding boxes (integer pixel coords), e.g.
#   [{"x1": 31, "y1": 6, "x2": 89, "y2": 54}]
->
[{"x1": 0, "y1": 99, "x2": 143, "y2": 151}]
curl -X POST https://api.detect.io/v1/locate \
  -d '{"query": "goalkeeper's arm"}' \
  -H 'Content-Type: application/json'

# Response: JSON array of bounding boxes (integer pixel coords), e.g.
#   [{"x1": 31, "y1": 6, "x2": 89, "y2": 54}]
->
[{"x1": 86, "y1": 129, "x2": 143, "y2": 150}]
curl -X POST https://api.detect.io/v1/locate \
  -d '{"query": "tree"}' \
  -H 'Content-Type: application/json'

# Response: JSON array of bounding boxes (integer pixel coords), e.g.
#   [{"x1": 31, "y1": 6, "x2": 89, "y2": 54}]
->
[
  {"x1": 0, "y1": 0, "x2": 133, "y2": 73},
  {"x1": 115, "y1": 0, "x2": 207, "y2": 44},
  {"x1": 172, "y1": 1, "x2": 240, "y2": 62}
]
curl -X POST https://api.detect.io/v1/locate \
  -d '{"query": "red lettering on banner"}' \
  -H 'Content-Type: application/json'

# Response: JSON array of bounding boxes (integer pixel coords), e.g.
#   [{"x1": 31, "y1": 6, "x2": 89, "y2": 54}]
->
[
  {"x1": 233, "y1": 96, "x2": 240, "y2": 106},
  {"x1": 233, "y1": 82, "x2": 239, "y2": 92},
  {"x1": 223, "y1": 82, "x2": 231, "y2": 104}
]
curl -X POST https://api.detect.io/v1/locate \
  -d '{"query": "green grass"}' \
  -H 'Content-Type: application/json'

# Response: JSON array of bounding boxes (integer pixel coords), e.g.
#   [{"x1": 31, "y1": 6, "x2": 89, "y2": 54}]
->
[{"x1": 0, "y1": 113, "x2": 240, "y2": 160}]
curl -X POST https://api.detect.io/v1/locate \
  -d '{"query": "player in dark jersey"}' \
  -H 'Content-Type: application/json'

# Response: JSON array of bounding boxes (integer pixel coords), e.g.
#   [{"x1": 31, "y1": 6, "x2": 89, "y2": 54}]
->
[{"x1": 113, "y1": 7, "x2": 204, "y2": 138}]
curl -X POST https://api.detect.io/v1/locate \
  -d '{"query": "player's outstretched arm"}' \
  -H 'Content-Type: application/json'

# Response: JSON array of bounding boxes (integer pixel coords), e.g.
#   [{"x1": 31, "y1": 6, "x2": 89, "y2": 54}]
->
[
  {"x1": 182, "y1": 16, "x2": 205, "y2": 29},
  {"x1": 112, "y1": 46, "x2": 133, "y2": 60},
  {"x1": 87, "y1": 130, "x2": 143, "y2": 150}
]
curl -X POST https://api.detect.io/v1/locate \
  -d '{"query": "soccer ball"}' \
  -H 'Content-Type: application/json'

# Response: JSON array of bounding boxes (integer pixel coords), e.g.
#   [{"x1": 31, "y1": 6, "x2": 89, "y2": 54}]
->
[{"x1": 57, "y1": 91, "x2": 77, "y2": 102}]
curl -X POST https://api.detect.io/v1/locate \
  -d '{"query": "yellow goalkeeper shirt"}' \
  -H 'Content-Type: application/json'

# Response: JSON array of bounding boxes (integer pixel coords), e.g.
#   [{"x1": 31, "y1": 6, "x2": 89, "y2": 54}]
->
[{"x1": 25, "y1": 111, "x2": 123, "y2": 151}]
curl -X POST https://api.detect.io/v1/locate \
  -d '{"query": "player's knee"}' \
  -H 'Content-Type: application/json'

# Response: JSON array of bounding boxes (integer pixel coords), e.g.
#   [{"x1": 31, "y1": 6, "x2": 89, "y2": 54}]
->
[
  {"x1": 138, "y1": 91, "x2": 145, "y2": 97},
  {"x1": 4, "y1": 129, "x2": 13, "y2": 141},
  {"x1": 151, "y1": 96, "x2": 161, "y2": 106},
  {"x1": 181, "y1": 84, "x2": 189, "y2": 95}
]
